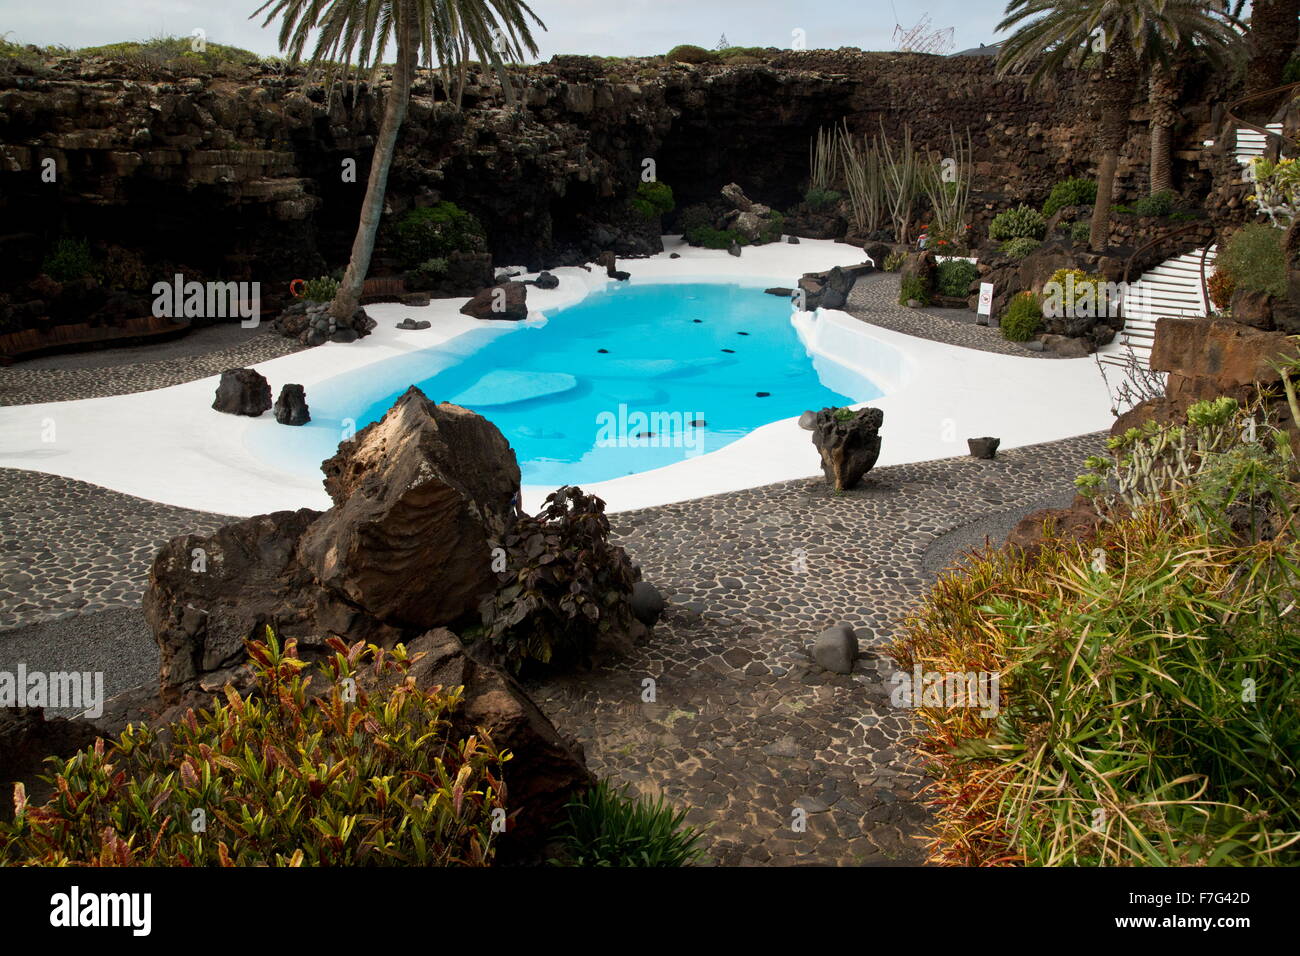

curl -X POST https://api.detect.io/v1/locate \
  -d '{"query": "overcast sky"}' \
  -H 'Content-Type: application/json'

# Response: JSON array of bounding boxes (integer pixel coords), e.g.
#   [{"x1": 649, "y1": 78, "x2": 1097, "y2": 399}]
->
[{"x1": 1, "y1": 0, "x2": 1017, "y2": 61}]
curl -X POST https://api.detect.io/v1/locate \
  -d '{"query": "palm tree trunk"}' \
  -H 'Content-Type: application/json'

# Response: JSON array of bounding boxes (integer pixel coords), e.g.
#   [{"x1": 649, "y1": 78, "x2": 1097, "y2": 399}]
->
[
  {"x1": 329, "y1": 0, "x2": 419, "y2": 321},
  {"x1": 1090, "y1": 47, "x2": 1136, "y2": 252},
  {"x1": 1148, "y1": 65, "x2": 1178, "y2": 195}
]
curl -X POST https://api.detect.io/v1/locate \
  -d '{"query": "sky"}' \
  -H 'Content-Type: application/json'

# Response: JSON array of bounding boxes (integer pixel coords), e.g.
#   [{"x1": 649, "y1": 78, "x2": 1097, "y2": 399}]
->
[{"x1": 0, "y1": 0, "x2": 1017, "y2": 61}]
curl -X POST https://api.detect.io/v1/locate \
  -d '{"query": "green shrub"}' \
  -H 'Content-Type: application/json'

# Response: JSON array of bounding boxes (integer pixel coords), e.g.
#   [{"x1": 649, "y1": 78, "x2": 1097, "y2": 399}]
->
[
  {"x1": 1069, "y1": 221, "x2": 1091, "y2": 245},
  {"x1": 804, "y1": 187, "x2": 843, "y2": 212},
  {"x1": 76, "y1": 36, "x2": 262, "y2": 75},
  {"x1": 0, "y1": 632, "x2": 506, "y2": 866},
  {"x1": 899, "y1": 274, "x2": 931, "y2": 306},
  {"x1": 883, "y1": 250, "x2": 908, "y2": 272},
  {"x1": 1219, "y1": 223, "x2": 1288, "y2": 297},
  {"x1": 1000, "y1": 237, "x2": 1041, "y2": 260},
  {"x1": 1121, "y1": 190, "x2": 1178, "y2": 218},
  {"x1": 988, "y1": 204, "x2": 1046, "y2": 242},
  {"x1": 935, "y1": 259, "x2": 979, "y2": 298},
  {"x1": 395, "y1": 202, "x2": 487, "y2": 267},
  {"x1": 687, "y1": 226, "x2": 748, "y2": 249},
  {"x1": 757, "y1": 211, "x2": 785, "y2": 244},
  {"x1": 41, "y1": 238, "x2": 95, "y2": 282},
  {"x1": 1042, "y1": 177, "x2": 1097, "y2": 218},
  {"x1": 301, "y1": 275, "x2": 339, "y2": 303},
  {"x1": 894, "y1": 403, "x2": 1300, "y2": 866},
  {"x1": 717, "y1": 46, "x2": 772, "y2": 63},
  {"x1": 666, "y1": 44, "x2": 719, "y2": 65},
  {"x1": 630, "y1": 180, "x2": 675, "y2": 220},
  {"x1": 551, "y1": 781, "x2": 706, "y2": 867},
  {"x1": 1000, "y1": 291, "x2": 1042, "y2": 341},
  {"x1": 1283, "y1": 53, "x2": 1300, "y2": 85},
  {"x1": 476, "y1": 486, "x2": 638, "y2": 672},
  {"x1": 676, "y1": 203, "x2": 715, "y2": 238},
  {"x1": 408, "y1": 257, "x2": 449, "y2": 288}
]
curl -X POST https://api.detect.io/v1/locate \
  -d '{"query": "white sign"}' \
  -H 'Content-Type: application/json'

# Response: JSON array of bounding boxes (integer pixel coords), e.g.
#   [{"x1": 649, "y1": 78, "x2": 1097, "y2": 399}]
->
[{"x1": 977, "y1": 282, "x2": 994, "y2": 316}]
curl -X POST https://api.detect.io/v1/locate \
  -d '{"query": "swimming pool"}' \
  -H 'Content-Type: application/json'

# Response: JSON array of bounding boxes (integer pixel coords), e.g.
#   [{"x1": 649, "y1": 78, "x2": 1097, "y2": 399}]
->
[{"x1": 246, "y1": 278, "x2": 885, "y2": 487}]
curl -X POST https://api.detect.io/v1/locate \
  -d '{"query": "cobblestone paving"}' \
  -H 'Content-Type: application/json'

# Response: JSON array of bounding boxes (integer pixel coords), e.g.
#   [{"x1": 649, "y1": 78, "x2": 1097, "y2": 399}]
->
[
  {"x1": 0, "y1": 330, "x2": 304, "y2": 406},
  {"x1": 846, "y1": 273, "x2": 1067, "y2": 359},
  {"x1": 0, "y1": 469, "x2": 230, "y2": 630},
  {"x1": 528, "y1": 431, "x2": 1106, "y2": 866}
]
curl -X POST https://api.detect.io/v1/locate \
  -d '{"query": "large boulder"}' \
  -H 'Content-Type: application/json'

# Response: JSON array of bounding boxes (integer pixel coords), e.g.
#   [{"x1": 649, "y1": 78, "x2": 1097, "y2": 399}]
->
[
  {"x1": 212, "y1": 368, "x2": 272, "y2": 416},
  {"x1": 273, "y1": 383, "x2": 310, "y2": 425},
  {"x1": 460, "y1": 281, "x2": 529, "y2": 321},
  {"x1": 0, "y1": 707, "x2": 102, "y2": 820},
  {"x1": 899, "y1": 251, "x2": 937, "y2": 300},
  {"x1": 1150, "y1": 317, "x2": 1298, "y2": 407},
  {"x1": 810, "y1": 406, "x2": 884, "y2": 491},
  {"x1": 719, "y1": 182, "x2": 783, "y2": 244},
  {"x1": 299, "y1": 388, "x2": 520, "y2": 631}
]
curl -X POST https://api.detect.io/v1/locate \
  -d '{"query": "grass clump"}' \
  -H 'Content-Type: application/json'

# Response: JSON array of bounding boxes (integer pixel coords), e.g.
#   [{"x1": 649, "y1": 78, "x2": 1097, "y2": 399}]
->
[
  {"x1": 77, "y1": 36, "x2": 262, "y2": 74},
  {"x1": 1219, "y1": 223, "x2": 1288, "y2": 298},
  {"x1": 899, "y1": 274, "x2": 931, "y2": 306},
  {"x1": 1042, "y1": 177, "x2": 1097, "y2": 218},
  {"x1": 550, "y1": 780, "x2": 706, "y2": 867},
  {"x1": 883, "y1": 250, "x2": 908, "y2": 272},
  {"x1": 1000, "y1": 291, "x2": 1042, "y2": 341},
  {"x1": 893, "y1": 401, "x2": 1300, "y2": 867},
  {"x1": 0, "y1": 632, "x2": 507, "y2": 866}
]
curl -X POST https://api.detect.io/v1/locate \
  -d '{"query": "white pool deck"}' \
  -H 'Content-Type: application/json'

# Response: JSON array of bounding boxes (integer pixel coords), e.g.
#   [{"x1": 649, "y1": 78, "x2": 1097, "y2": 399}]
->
[{"x1": 0, "y1": 237, "x2": 1113, "y2": 517}]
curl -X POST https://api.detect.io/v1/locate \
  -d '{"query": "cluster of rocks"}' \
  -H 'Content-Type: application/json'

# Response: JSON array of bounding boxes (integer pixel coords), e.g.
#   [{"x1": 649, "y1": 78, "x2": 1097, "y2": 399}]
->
[
  {"x1": 273, "y1": 300, "x2": 377, "y2": 346},
  {"x1": 801, "y1": 406, "x2": 885, "y2": 491},
  {"x1": 212, "y1": 367, "x2": 310, "y2": 425},
  {"x1": 795, "y1": 262, "x2": 875, "y2": 311}
]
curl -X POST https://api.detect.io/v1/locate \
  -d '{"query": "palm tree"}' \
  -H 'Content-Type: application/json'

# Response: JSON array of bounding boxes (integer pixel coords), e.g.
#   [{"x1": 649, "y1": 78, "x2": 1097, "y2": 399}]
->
[
  {"x1": 998, "y1": 1, "x2": 1241, "y2": 251},
  {"x1": 252, "y1": 0, "x2": 544, "y2": 323}
]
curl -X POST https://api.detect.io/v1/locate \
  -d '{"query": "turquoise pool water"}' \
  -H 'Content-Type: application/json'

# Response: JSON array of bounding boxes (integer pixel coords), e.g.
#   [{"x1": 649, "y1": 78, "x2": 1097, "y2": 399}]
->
[{"x1": 249, "y1": 279, "x2": 884, "y2": 487}]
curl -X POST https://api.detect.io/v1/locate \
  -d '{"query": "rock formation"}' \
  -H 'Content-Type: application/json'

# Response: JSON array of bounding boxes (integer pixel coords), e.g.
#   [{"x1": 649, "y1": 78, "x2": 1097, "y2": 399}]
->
[
  {"x1": 810, "y1": 406, "x2": 885, "y2": 491},
  {"x1": 459, "y1": 281, "x2": 529, "y2": 321},
  {"x1": 273, "y1": 383, "x2": 310, "y2": 425},
  {"x1": 212, "y1": 368, "x2": 272, "y2": 416}
]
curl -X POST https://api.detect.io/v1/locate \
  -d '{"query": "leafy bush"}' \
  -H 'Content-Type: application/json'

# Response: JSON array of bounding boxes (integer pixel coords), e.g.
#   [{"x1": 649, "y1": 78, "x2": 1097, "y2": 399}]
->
[
  {"x1": 551, "y1": 781, "x2": 706, "y2": 867},
  {"x1": 883, "y1": 250, "x2": 908, "y2": 272},
  {"x1": 0, "y1": 633, "x2": 507, "y2": 866},
  {"x1": 1069, "y1": 221, "x2": 1091, "y2": 245},
  {"x1": 1120, "y1": 190, "x2": 1178, "y2": 218},
  {"x1": 893, "y1": 404, "x2": 1300, "y2": 866},
  {"x1": 1219, "y1": 224, "x2": 1287, "y2": 298},
  {"x1": 1000, "y1": 237, "x2": 1041, "y2": 260},
  {"x1": 1042, "y1": 177, "x2": 1097, "y2": 218},
  {"x1": 676, "y1": 203, "x2": 716, "y2": 239},
  {"x1": 666, "y1": 44, "x2": 719, "y2": 65},
  {"x1": 1207, "y1": 267, "x2": 1236, "y2": 312},
  {"x1": 77, "y1": 36, "x2": 262, "y2": 75},
  {"x1": 477, "y1": 486, "x2": 638, "y2": 672},
  {"x1": 301, "y1": 275, "x2": 339, "y2": 303},
  {"x1": 408, "y1": 257, "x2": 449, "y2": 288},
  {"x1": 1285, "y1": 53, "x2": 1300, "y2": 85},
  {"x1": 804, "y1": 187, "x2": 843, "y2": 212},
  {"x1": 1043, "y1": 268, "x2": 1106, "y2": 316},
  {"x1": 717, "y1": 46, "x2": 773, "y2": 63},
  {"x1": 630, "y1": 181, "x2": 675, "y2": 220},
  {"x1": 988, "y1": 204, "x2": 1046, "y2": 242},
  {"x1": 757, "y1": 211, "x2": 785, "y2": 244},
  {"x1": 687, "y1": 226, "x2": 748, "y2": 249},
  {"x1": 935, "y1": 259, "x2": 979, "y2": 298},
  {"x1": 1000, "y1": 291, "x2": 1042, "y2": 341},
  {"x1": 899, "y1": 274, "x2": 931, "y2": 306},
  {"x1": 41, "y1": 238, "x2": 95, "y2": 282},
  {"x1": 394, "y1": 202, "x2": 487, "y2": 267}
]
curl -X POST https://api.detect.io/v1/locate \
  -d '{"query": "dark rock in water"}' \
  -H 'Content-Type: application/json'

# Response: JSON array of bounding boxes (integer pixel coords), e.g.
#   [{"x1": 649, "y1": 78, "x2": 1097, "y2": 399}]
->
[
  {"x1": 533, "y1": 271, "x2": 560, "y2": 290},
  {"x1": 636, "y1": 431, "x2": 655, "y2": 439},
  {"x1": 765, "y1": 287, "x2": 794, "y2": 296},
  {"x1": 968, "y1": 436, "x2": 1000, "y2": 459},
  {"x1": 813, "y1": 624, "x2": 858, "y2": 674},
  {"x1": 597, "y1": 348, "x2": 609, "y2": 353},
  {"x1": 274, "y1": 383, "x2": 311, "y2": 426},
  {"x1": 630, "y1": 581, "x2": 666, "y2": 626},
  {"x1": 727, "y1": 241, "x2": 742, "y2": 257},
  {"x1": 396, "y1": 318, "x2": 431, "y2": 330},
  {"x1": 737, "y1": 331, "x2": 749, "y2": 336},
  {"x1": 212, "y1": 368, "x2": 272, "y2": 416},
  {"x1": 797, "y1": 262, "x2": 872, "y2": 310},
  {"x1": 722, "y1": 348, "x2": 735, "y2": 353},
  {"x1": 787, "y1": 236, "x2": 801, "y2": 244},
  {"x1": 756, "y1": 391, "x2": 770, "y2": 397},
  {"x1": 692, "y1": 319, "x2": 702, "y2": 323},
  {"x1": 460, "y1": 281, "x2": 528, "y2": 321},
  {"x1": 810, "y1": 406, "x2": 884, "y2": 491},
  {"x1": 690, "y1": 419, "x2": 706, "y2": 427}
]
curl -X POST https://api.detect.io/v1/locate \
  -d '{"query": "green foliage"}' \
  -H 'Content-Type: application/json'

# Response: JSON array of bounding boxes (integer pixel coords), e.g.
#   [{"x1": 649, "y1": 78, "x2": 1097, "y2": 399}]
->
[
  {"x1": 757, "y1": 211, "x2": 785, "y2": 244},
  {"x1": 1219, "y1": 224, "x2": 1288, "y2": 298},
  {"x1": 551, "y1": 781, "x2": 706, "y2": 867},
  {"x1": 895, "y1": 402, "x2": 1300, "y2": 867},
  {"x1": 676, "y1": 203, "x2": 715, "y2": 239},
  {"x1": 1069, "y1": 221, "x2": 1091, "y2": 245},
  {"x1": 804, "y1": 187, "x2": 843, "y2": 212},
  {"x1": 935, "y1": 259, "x2": 980, "y2": 298},
  {"x1": 1042, "y1": 177, "x2": 1097, "y2": 218},
  {"x1": 666, "y1": 44, "x2": 720, "y2": 65},
  {"x1": 899, "y1": 274, "x2": 931, "y2": 306},
  {"x1": 988, "y1": 204, "x2": 1046, "y2": 242},
  {"x1": 477, "y1": 486, "x2": 638, "y2": 673},
  {"x1": 395, "y1": 202, "x2": 487, "y2": 268},
  {"x1": 687, "y1": 227, "x2": 748, "y2": 249},
  {"x1": 1000, "y1": 291, "x2": 1042, "y2": 341},
  {"x1": 76, "y1": 36, "x2": 262, "y2": 74},
  {"x1": 302, "y1": 275, "x2": 340, "y2": 303},
  {"x1": 630, "y1": 180, "x2": 675, "y2": 220},
  {"x1": 883, "y1": 250, "x2": 908, "y2": 272},
  {"x1": 1000, "y1": 237, "x2": 1041, "y2": 260},
  {"x1": 408, "y1": 257, "x2": 449, "y2": 288},
  {"x1": 41, "y1": 238, "x2": 95, "y2": 282},
  {"x1": 96, "y1": 245, "x2": 149, "y2": 292},
  {"x1": 833, "y1": 407, "x2": 856, "y2": 422},
  {"x1": 1283, "y1": 53, "x2": 1300, "y2": 85},
  {"x1": 1118, "y1": 190, "x2": 1178, "y2": 218},
  {"x1": 0, "y1": 632, "x2": 506, "y2": 866},
  {"x1": 717, "y1": 46, "x2": 773, "y2": 63}
]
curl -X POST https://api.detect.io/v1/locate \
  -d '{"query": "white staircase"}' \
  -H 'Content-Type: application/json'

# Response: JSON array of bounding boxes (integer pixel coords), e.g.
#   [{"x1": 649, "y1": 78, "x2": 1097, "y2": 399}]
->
[
  {"x1": 1236, "y1": 123, "x2": 1285, "y2": 167},
  {"x1": 1098, "y1": 247, "x2": 1216, "y2": 369}
]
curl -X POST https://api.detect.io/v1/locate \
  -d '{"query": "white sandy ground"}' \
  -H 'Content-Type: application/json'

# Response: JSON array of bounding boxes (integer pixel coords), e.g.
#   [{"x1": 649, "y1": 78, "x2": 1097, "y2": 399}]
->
[{"x1": 0, "y1": 237, "x2": 1114, "y2": 517}]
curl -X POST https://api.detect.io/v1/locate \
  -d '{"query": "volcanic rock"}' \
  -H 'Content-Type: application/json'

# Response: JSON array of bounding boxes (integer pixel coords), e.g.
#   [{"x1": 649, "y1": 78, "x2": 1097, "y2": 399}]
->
[
  {"x1": 212, "y1": 367, "x2": 272, "y2": 416},
  {"x1": 810, "y1": 406, "x2": 884, "y2": 491},
  {"x1": 459, "y1": 281, "x2": 528, "y2": 321},
  {"x1": 273, "y1": 383, "x2": 310, "y2": 425}
]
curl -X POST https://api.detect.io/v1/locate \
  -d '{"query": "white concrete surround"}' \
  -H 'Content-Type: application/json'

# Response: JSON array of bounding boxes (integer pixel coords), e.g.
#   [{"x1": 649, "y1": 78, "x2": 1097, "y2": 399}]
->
[{"x1": 0, "y1": 237, "x2": 1114, "y2": 516}]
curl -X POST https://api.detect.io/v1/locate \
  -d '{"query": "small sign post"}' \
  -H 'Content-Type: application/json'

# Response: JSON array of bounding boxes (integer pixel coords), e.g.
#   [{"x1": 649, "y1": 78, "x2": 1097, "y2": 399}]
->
[{"x1": 977, "y1": 283, "x2": 994, "y2": 326}]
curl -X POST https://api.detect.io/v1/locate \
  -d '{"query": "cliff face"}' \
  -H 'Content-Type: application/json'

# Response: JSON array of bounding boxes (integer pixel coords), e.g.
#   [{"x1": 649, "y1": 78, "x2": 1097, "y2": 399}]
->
[{"x1": 0, "y1": 50, "x2": 1241, "y2": 314}]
